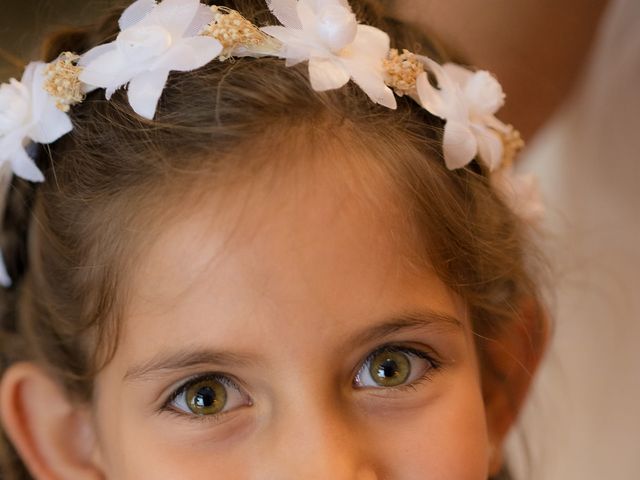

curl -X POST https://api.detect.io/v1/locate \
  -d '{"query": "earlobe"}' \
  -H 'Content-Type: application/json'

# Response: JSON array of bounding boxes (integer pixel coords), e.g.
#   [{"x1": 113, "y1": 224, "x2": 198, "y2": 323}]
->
[
  {"x1": 481, "y1": 297, "x2": 550, "y2": 475},
  {"x1": 0, "y1": 362, "x2": 103, "y2": 480}
]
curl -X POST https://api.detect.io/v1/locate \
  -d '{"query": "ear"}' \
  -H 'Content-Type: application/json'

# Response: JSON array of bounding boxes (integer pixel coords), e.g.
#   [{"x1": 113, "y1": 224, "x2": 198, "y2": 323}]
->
[
  {"x1": 480, "y1": 297, "x2": 550, "y2": 476},
  {"x1": 0, "y1": 362, "x2": 103, "y2": 480}
]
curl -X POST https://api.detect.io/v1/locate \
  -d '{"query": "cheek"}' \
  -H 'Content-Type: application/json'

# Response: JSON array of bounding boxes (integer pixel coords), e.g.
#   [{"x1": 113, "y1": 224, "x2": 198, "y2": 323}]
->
[
  {"x1": 94, "y1": 404, "x2": 247, "y2": 480},
  {"x1": 373, "y1": 376, "x2": 490, "y2": 480},
  {"x1": 91, "y1": 338, "x2": 489, "y2": 479},
  {"x1": 94, "y1": 385, "x2": 489, "y2": 480}
]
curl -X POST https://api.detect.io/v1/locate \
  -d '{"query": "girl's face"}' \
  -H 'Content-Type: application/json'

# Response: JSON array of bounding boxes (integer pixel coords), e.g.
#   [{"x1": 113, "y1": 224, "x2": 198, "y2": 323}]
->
[{"x1": 91, "y1": 158, "x2": 494, "y2": 480}]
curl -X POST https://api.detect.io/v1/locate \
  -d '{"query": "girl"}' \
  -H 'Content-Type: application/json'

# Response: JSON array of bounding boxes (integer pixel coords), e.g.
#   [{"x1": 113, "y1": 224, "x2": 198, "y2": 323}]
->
[{"x1": 0, "y1": 0, "x2": 548, "y2": 479}]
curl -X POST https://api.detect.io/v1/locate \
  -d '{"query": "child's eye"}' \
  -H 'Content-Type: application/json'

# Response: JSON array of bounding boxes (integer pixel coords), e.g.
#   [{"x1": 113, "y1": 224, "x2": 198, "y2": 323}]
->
[
  {"x1": 165, "y1": 374, "x2": 251, "y2": 418},
  {"x1": 163, "y1": 345, "x2": 437, "y2": 420},
  {"x1": 354, "y1": 345, "x2": 438, "y2": 390}
]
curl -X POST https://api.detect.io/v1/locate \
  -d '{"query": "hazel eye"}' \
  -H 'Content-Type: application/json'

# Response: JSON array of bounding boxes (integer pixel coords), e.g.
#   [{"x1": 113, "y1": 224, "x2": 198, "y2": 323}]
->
[
  {"x1": 354, "y1": 346, "x2": 435, "y2": 388},
  {"x1": 168, "y1": 375, "x2": 250, "y2": 417}
]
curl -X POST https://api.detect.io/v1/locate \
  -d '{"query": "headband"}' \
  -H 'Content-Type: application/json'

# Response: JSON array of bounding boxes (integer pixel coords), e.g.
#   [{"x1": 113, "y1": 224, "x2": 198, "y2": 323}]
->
[{"x1": 0, "y1": 0, "x2": 539, "y2": 286}]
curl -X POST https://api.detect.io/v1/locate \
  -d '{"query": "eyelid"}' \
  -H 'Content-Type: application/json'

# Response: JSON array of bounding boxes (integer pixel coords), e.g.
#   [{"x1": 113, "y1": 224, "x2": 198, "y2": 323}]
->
[
  {"x1": 158, "y1": 343, "x2": 441, "y2": 421},
  {"x1": 161, "y1": 372, "x2": 252, "y2": 420},
  {"x1": 353, "y1": 344, "x2": 441, "y2": 390}
]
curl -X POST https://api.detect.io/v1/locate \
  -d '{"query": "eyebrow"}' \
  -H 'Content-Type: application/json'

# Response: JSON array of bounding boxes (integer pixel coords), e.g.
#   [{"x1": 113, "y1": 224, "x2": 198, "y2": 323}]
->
[
  {"x1": 124, "y1": 348, "x2": 261, "y2": 382},
  {"x1": 344, "y1": 309, "x2": 464, "y2": 347},
  {"x1": 123, "y1": 309, "x2": 463, "y2": 383}
]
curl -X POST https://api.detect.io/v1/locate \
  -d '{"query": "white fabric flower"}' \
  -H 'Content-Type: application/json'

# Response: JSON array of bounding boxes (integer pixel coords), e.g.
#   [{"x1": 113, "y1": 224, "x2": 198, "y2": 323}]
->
[
  {"x1": 415, "y1": 57, "x2": 508, "y2": 170},
  {"x1": 0, "y1": 253, "x2": 10, "y2": 287},
  {"x1": 0, "y1": 61, "x2": 74, "y2": 287},
  {"x1": 79, "y1": 0, "x2": 223, "y2": 120},
  {"x1": 262, "y1": 0, "x2": 396, "y2": 109},
  {"x1": 0, "y1": 163, "x2": 13, "y2": 287},
  {"x1": 0, "y1": 62, "x2": 72, "y2": 183}
]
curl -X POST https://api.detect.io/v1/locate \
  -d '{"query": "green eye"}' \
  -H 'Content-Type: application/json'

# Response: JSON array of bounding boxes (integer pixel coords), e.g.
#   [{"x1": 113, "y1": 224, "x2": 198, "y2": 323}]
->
[
  {"x1": 183, "y1": 377, "x2": 228, "y2": 416},
  {"x1": 368, "y1": 350, "x2": 411, "y2": 387},
  {"x1": 355, "y1": 346, "x2": 436, "y2": 389},
  {"x1": 167, "y1": 374, "x2": 251, "y2": 419}
]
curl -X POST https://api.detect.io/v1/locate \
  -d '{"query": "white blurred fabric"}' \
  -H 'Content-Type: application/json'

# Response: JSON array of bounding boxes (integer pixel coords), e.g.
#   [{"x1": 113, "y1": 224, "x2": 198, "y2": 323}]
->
[{"x1": 507, "y1": 0, "x2": 640, "y2": 478}]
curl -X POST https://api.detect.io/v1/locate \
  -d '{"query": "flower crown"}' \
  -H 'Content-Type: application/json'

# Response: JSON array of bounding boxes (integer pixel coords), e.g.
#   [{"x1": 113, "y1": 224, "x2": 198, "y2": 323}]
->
[{"x1": 0, "y1": 0, "x2": 538, "y2": 287}]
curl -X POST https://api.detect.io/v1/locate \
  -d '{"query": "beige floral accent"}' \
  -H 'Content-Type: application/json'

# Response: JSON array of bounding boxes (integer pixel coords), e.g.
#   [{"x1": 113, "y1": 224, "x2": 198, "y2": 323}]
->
[
  {"x1": 383, "y1": 49, "x2": 424, "y2": 96},
  {"x1": 202, "y1": 6, "x2": 267, "y2": 60},
  {"x1": 43, "y1": 52, "x2": 83, "y2": 112},
  {"x1": 498, "y1": 125, "x2": 525, "y2": 168}
]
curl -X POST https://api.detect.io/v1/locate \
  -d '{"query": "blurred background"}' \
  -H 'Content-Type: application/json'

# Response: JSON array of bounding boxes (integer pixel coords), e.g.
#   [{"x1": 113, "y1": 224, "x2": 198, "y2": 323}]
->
[
  {"x1": 2, "y1": 1, "x2": 639, "y2": 479},
  {"x1": 1, "y1": 1, "x2": 105, "y2": 78},
  {"x1": 393, "y1": 3, "x2": 640, "y2": 479}
]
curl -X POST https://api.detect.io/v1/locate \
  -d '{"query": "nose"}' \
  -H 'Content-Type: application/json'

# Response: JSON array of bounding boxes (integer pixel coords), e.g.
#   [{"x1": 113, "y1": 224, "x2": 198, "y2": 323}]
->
[{"x1": 253, "y1": 396, "x2": 379, "y2": 480}]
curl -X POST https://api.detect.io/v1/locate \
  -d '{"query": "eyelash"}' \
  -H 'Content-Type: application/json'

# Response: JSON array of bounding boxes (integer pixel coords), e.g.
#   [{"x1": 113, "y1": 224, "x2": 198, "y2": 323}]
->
[
  {"x1": 160, "y1": 344, "x2": 441, "y2": 422},
  {"x1": 356, "y1": 344, "x2": 441, "y2": 393},
  {"x1": 161, "y1": 374, "x2": 247, "y2": 424}
]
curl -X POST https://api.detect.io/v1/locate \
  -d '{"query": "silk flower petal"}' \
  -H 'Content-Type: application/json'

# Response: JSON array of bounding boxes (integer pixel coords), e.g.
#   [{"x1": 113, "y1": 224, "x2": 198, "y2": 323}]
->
[
  {"x1": 415, "y1": 72, "x2": 448, "y2": 119},
  {"x1": 442, "y1": 120, "x2": 477, "y2": 170},
  {"x1": 78, "y1": 43, "x2": 117, "y2": 68},
  {"x1": 79, "y1": 49, "x2": 134, "y2": 91},
  {"x1": 152, "y1": 0, "x2": 201, "y2": 39},
  {"x1": 308, "y1": 56, "x2": 349, "y2": 91},
  {"x1": 0, "y1": 163, "x2": 13, "y2": 285},
  {"x1": 267, "y1": 0, "x2": 302, "y2": 29},
  {"x1": 296, "y1": 0, "x2": 319, "y2": 34},
  {"x1": 29, "y1": 104, "x2": 72, "y2": 145},
  {"x1": 152, "y1": 36, "x2": 222, "y2": 72},
  {"x1": 342, "y1": 56, "x2": 396, "y2": 109},
  {"x1": 10, "y1": 145, "x2": 45, "y2": 182},
  {"x1": 308, "y1": 0, "x2": 350, "y2": 10},
  {"x1": 261, "y1": 26, "x2": 313, "y2": 60},
  {"x1": 472, "y1": 123, "x2": 503, "y2": 170},
  {"x1": 127, "y1": 69, "x2": 171, "y2": 119},
  {"x1": 442, "y1": 63, "x2": 473, "y2": 86},
  {"x1": 27, "y1": 63, "x2": 49, "y2": 126},
  {"x1": 464, "y1": 71, "x2": 505, "y2": 117},
  {"x1": 350, "y1": 25, "x2": 390, "y2": 59},
  {"x1": 185, "y1": 3, "x2": 216, "y2": 36},
  {"x1": 0, "y1": 251, "x2": 11, "y2": 287},
  {"x1": 22, "y1": 63, "x2": 72, "y2": 146},
  {"x1": 0, "y1": 129, "x2": 27, "y2": 162},
  {"x1": 119, "y1": 0, "x2": 156, "y2": 30}
]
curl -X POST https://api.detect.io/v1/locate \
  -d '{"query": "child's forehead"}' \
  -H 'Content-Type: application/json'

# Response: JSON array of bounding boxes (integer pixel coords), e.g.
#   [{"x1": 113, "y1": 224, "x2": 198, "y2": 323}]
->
[
  {"x1": 141, "y1": 135, "x2": 421, "y2": 276},
  {"x1": 134, "y1": 144, "x2": 415, "y2": 295},
  {"x1": 120, "y1": 145, "x2": 462, "y2": 352}
]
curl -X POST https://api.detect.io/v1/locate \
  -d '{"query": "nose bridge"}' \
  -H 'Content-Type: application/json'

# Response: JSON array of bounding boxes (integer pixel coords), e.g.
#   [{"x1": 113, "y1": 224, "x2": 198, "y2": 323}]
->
[{"x1": 255, "y1": 385, "x2": 379, "y2": 480}]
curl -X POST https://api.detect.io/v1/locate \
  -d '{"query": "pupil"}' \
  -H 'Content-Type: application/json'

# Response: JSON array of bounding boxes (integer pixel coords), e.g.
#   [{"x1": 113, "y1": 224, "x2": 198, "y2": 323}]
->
[
  {"x1": 195, "y1": 386, "x2": 215, "y2": 408},
  {"x1": 377, "y1": 358, "x2": 399, "y2": 378}
]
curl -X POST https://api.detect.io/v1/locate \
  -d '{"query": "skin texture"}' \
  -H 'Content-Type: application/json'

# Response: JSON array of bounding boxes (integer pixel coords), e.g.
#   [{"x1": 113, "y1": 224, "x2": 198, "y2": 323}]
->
[
  {"x1": 1, "y1": 146, "x2": 549, "y2": 479},
  {"x1": 87, "y1": 154, "x2": 495, "y2": 480}
]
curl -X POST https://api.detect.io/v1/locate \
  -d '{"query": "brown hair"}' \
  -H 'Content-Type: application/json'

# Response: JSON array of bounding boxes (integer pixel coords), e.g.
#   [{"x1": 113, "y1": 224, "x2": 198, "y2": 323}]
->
[{"x1": 0, "y1": 1, "x2": 543, "y2": 478}]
